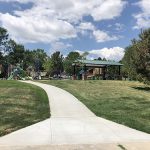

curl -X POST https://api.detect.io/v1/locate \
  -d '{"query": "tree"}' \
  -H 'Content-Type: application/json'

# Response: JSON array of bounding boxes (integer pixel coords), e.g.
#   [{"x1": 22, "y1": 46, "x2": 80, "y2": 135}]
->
[
  {"x1": 43, "y1": 57, "x2": 53, "y2": 75},
  {"x1": 122, "y1": 28, "x2": 150, "y2": 83},
  {"x1": 102, "y1": 58, "x2": 107, "y2": 61},
  {"x1": 122, "y1": 46, "x2": 138, "y2": 80},
  {"x1": 0, "y1": 27, "x2": 9, "y2": 55},
  {"x1": 32, "y1": 49, "x2": 48, "y2": 71},
  {"x1": 63, "y1": 52, "x2": 80, "y2": 75},
  {"x1": 44, "y1": 51, "x2": 63, "y2": 76},
  {"x1": 97, "y1": 57, "x2": 102, "y2": 60},
  {"x1": 7, "y1": 40, "x2": 25, "y2": 65},
  {"x1": 132, "y1": 29, "x2": 150, "y2": 83},
  {"x1": 0, "y1": 52, "x2": 4, "y2": 64},
  {"x1": 23, "y1": 50, "x2": 34, "y2": 69}
]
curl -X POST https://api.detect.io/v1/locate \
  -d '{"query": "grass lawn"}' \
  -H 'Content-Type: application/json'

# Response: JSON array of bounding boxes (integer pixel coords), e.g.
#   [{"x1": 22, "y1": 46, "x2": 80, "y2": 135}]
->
[
  {"x1": 0, "y1": 81, "x2": 50, "y2": 137},
  {"x1": 39, "y1": 80, "x2": 150, "y2": 134}
]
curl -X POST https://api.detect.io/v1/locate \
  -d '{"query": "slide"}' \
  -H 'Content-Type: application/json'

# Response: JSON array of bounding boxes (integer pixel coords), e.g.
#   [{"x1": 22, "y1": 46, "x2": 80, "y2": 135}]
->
[{"x1": 7, "y1": 74, "x2": 14, "y2": 80}]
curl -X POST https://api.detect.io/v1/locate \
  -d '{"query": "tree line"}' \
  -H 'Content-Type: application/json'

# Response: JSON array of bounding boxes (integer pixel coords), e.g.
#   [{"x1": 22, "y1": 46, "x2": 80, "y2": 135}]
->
[{"x1": 0, "y1": 27, "x2": 82, "y2": 78}]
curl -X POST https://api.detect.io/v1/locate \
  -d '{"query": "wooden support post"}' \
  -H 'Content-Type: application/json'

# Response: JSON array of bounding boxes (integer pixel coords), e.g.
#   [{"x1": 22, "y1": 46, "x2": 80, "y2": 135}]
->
[
  {"x1": 119, "y1": 66, "x2": 121, "y2": 75},
  {"x1": 72, "y1": 64, "x2": 76, "y2": 80},
  {"x1": 99, "y1": 68, "x2": 100, "y2": 80},
  {"x1": 118, "y1": 65, "x2": 122, "y2": 80},
  {"x1": 73, "y1": 65, "x2": 76, "y2": 76},
  {"x1": 82, "y1": 65, "x2": 87, "y2": 80},
  {"x1": 103, "y1": 67, "x2": 106, "y2": 80}
]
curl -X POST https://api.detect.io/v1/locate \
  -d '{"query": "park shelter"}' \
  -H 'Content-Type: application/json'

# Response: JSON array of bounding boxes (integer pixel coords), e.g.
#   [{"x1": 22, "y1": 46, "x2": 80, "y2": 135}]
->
[{"x1": 72, "y1": 60, "x2": 123, "y2": 80}]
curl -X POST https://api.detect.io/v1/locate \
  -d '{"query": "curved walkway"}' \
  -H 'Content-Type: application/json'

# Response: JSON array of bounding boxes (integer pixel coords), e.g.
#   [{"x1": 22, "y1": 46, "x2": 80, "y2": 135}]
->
[{"x1": 0, "y1": 81, "x2": 150, "y2": 148}]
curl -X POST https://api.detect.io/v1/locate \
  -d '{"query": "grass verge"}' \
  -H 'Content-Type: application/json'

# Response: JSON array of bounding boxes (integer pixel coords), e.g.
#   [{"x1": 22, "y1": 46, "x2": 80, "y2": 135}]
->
[
  {"x1": 0, "y1": 81, "x2": 50, "y2": 136},
  {"x1": 39, "y1": 80, "x2": 150, "y2": 133}
]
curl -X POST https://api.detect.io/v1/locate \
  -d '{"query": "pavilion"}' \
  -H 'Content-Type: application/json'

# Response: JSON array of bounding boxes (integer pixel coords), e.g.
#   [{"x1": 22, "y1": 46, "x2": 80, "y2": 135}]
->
[{"x1": 72, "y1": 59, "x2": 123, "y2": 80}]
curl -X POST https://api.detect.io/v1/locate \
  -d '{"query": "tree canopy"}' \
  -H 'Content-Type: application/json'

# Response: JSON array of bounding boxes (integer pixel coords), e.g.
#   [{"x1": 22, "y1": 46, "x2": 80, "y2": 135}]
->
[
  {"x1": 63, "y1": 52, "x2": 80, "y2": 75},
  {"x1": 122, "y1": 28, "x2": 150, "y2": 84},
  {"x1": 43, "y1": 51, "x2": 63, "y2": 76}
]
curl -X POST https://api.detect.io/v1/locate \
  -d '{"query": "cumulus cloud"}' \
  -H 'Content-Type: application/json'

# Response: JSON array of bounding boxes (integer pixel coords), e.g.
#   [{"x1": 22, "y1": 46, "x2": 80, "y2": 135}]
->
[
  {"x1": 91, "y1": 0, "x2": 127, "y2": 21},
  {"x1": 0, "y1": 13, "x2": 76, "y2": 43},
  {"x1": 93, "y1": 30, "x2": 119, "y2": 42},
  {"x1": 78, "y1": 22, "x2": 95, "y2": 31},
  {"x1": 75, "y1": 47, "x2": 125, "y2": 61},
  {"x1": 0, "y1": 0, "x2": 126, "y2": 44},
  {"x1": 88, "y1": 47, "x2": 125, "y2": 61},
  {"x1": 133, "y1": 0, "x2": 150, "y2": 29}
]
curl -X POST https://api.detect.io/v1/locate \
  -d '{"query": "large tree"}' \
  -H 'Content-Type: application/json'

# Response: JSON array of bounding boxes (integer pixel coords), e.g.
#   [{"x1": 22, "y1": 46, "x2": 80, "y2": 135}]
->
[
  {"x1": 122, "y1": 28, "x2": 150, "y2": 83},
  {"x1": 122, "y1": 46, "x2": 138, "y2": 80},
  {"x1": 32, "y1": 49, "x2": 48, "y2": 71},
  {"x1": 63, "y1": 52, "x2": 80, "y2": 75},
  {"x1": 7, "y1": 40, "x2": 25, "y2": 65},
  {"x1": 44, "y1": 51, "x2": 63, "y2": 76},
  {"x1": 133, "y1": 29, "x2": 150, "y2": 83}
]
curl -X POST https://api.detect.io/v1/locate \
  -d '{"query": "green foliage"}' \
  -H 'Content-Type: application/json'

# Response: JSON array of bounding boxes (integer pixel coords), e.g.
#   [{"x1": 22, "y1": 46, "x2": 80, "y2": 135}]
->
[
  {"x1": 7, "y1": 40, "x2": 25, "y2": 64},
  {"x1": 133, "y1": 29, "x2": 150, "y2": 83},
  {"x1": 122, "y1": 46, "x2": 138, "y2": 80},
  {"x1": 43, "y1": 57, "x2": 53, "y2": 74},
  {"x1": 94, "y1": 57, "x2": 102, "y2": 60},
  {"x1": 23, "y1": 49, "x2": 47, "y2": 71},
  {"x1": 0, "y1": 52, "x2": 4, "y2": 64},
  {"x1": 122, "y1": 28, "x2": 150, "y2": 84},
  {"x1": 20, "y1": 69, "x2": 27, "y2": 78},
  {"x1": 43, "y1": 51, "x2": 63, "y2": 76},
  {"x1": 63, "y1": 52, "x2": 80, "y2": 75},
  {"x1": 0, "y1": 26, "x2": 48, "y2": 69},
  {"x1": 32, "y1": 49, "x2": 47, "y2": 71}
]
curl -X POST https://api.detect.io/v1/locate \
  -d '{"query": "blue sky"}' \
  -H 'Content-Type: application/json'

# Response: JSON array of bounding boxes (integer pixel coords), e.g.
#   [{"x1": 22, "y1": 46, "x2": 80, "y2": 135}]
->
[{"x1": 0, "y1": 0, "x2": 150, "y2": 61}]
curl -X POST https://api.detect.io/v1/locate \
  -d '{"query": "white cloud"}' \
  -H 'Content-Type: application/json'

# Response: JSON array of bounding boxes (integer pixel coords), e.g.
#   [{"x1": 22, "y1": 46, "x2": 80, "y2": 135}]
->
[
  {"x1": 0, "y1": 0, "x2": 126, "y2": 44},
  {"x1": 77, "y1": 22, "x2": 95, "y2": 37},
  {"x1": 51, "y1": 42, "x2": 72, "y2": 50},
  {"x1": 0, "y1": 0, "x2": 127, "y2": 22},
  {"x1": 133, "y1": 0, "x2": 150, "y2": 29},
  {"x1": 0, "y1": 13, "x2": 76, "y2": 43},
  {"x1": 93, "y1": 30, "x2": 119, "y2": 42},
  {"x1": 91, "y1": 0, "x2": 127, "y2": 21},
  {"x1": 78, "y1": 22, "x2": 95, "y2": 31},
  {"x1": 88, "y1": 47, "x2": 125, "y2": 61},
  {"x1": 75, "y1": 47, "x2": 125, "y2": 61}
]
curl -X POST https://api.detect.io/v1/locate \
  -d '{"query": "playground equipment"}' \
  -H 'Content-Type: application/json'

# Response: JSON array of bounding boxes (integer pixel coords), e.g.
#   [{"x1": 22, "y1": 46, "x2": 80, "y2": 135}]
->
[{"x1": 7, "y1": 64, "x2": 25, "y2": 80}]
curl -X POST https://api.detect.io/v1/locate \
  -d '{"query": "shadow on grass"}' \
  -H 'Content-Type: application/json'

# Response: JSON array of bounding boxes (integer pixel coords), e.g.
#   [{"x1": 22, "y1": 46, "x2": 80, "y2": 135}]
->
[{"x1": 132, "y1": 86, "x2": 150, "y2": 91}]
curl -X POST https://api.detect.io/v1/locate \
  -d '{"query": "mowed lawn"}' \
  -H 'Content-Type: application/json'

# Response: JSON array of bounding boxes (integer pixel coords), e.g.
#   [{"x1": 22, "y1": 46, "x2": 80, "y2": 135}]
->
[
  {"x1": 40, "y1": 80, "x2": 150, "y2": 133},
  {"x1": 0, "y1": 81, "x2": 50, "y2": 136}
]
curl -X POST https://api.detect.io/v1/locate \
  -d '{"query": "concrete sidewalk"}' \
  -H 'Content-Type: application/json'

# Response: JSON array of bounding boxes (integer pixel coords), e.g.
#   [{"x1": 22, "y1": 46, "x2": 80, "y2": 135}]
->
[
  {"x1": 0, "y1": 81, "x2": 150, "y2": 149},
  {"x1": 1, "y1": 142, "x2": 150, "y2": 150}
]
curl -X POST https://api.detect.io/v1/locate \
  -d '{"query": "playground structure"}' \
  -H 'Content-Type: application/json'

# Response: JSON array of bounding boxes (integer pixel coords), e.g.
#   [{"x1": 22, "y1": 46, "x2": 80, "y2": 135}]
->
[
  {"x1": 7, "y1": 64, "x2": 26, "y2": 80},
  {"x1": 0, "y1": 63, "x2": 45, "y2": 80}
]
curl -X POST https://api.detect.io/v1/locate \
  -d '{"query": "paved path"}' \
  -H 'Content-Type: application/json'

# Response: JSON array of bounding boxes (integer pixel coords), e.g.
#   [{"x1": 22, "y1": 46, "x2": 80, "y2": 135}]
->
[{"x1": 0, "y1": 81, "x2": 150, "y2": 149}]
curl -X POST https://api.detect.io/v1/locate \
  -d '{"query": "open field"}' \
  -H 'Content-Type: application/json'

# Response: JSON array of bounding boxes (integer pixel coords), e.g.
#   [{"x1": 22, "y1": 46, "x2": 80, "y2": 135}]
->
[
  {"x1": 39, "y1": 80, "x2": 150, "y2": 133},
  {"x1": 0, "y1": 81, "x2": 50, "y2": 136}
]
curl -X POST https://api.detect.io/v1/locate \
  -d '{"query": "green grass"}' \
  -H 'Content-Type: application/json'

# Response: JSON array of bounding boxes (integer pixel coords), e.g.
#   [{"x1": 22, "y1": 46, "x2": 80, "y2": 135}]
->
[
  {"x1": 0, "y1": 81, "x2": 50, "y2": 136},
  {"x1": 39, "y1": 80, "x2": 150, "y2": 133}
]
